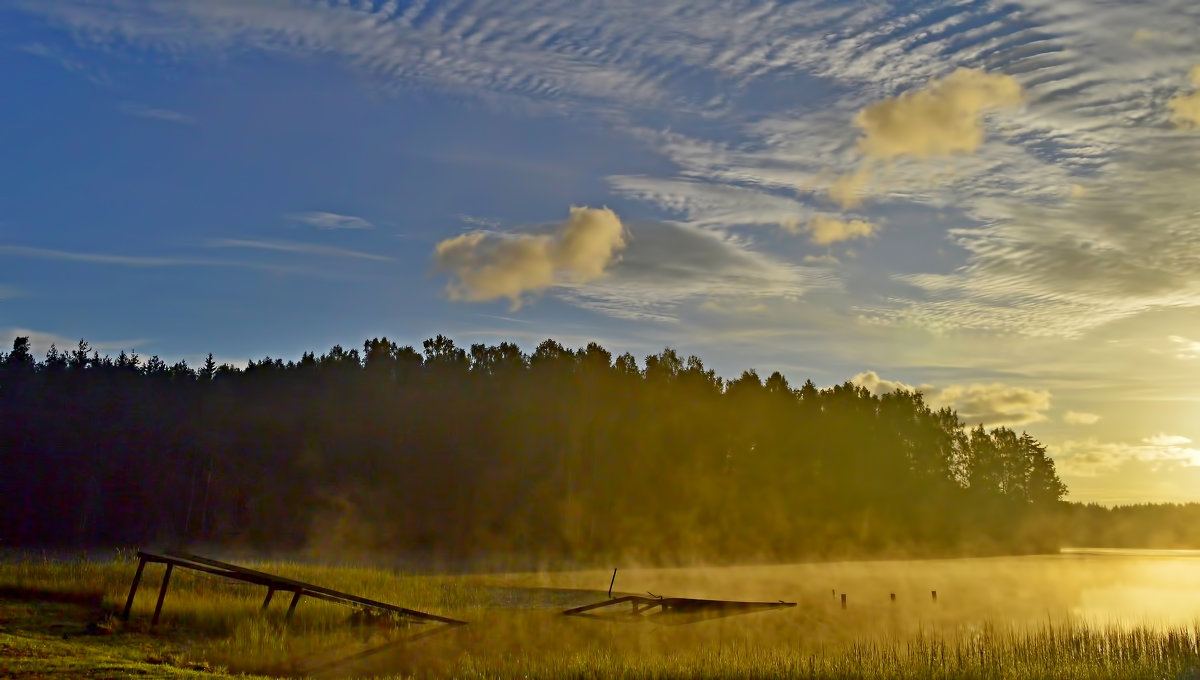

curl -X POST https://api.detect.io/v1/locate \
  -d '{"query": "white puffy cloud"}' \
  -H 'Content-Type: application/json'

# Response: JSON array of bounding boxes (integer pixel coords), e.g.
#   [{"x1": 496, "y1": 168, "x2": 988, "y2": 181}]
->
[
  {"x1": 433, "y1": 206, "x2": 627, "y2": 307},
  {"x1": 850, "y1": 370, "x2": 926, "y2": 396}
]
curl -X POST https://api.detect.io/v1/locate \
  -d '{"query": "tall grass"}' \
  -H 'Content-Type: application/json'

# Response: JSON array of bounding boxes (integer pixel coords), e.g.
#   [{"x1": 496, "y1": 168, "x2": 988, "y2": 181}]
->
[
  {"x1": 4, "y1": 553, "x2": 1200, "y2": 678},
  {"x1": 437, "y1": 623, "x2": 1200, "y2": 679}
]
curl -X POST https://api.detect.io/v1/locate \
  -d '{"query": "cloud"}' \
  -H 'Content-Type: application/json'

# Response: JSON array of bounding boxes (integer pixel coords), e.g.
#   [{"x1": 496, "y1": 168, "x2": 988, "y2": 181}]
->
[
  {"x1": 608, "y1": 175, "x2": 811, "y2": 229},
  {"x1": 0, "y1": 244, "x2": 255, "y2": 268},
  {"x1": 1063, "y1": 411, "x2": 1102, "y2": 425},
  {"x1": 851, "y1": 370, "x2": 926, "y2": 396},
  {"x1": 786, "y1": 214, "x2": 876, "y2": 246},
  {"x1": 208, "y1": 239, "x2": 391, "y2": 261},
  {"x1": 940, "y1": 383, "x2": 1052, "y2": 427},
  {"x1": 1130, "y1": 28, "x2": 1157, "y2": 44},
  {"x1": 557, "y1": 221, "x2": 834, "y2": 322},
  {"x1": 1055, "y1": 435, "x2": 1200, "y2": 477},
  {"x1": 1168, "y1": 335, "x2": 1200, "y2": 359},
  {"x1": 286, "y1": 212, "x2": 373, "y2": 230},
  {"x1": 852, "y1": 370, "x2": 1050, "y2": 427},
  {"x1": 118, "y1": 103, "x2": 197, "y2": 125},
  {"x1": 802, "y1": 254, "x2": 840, "y2": 266},
  {"x1": 459, "y1": 215, "x2": 502, "y2": 229},
  {"x1": 853, "y1": 68, "x2": 1024, "y2": 160},
  {"x1": 1146, "y1": 433, "x2": 1193, "y2": 447},
  {"x1": 1168, "y1": 66, "x2": 1200, "y2": 129},
  {"x1": 433, "y1": 206, "x2": 627, "y2": 307},
  {"x1": 828, "y1": 167, "x2": 872, "y2": 209},
  {"x1": 2, "y1": 328, "x2": 148, "y2": 358}
]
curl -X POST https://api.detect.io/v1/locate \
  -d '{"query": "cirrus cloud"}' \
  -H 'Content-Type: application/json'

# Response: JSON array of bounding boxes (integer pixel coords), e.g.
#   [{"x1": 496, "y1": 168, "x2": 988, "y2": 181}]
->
[{"x1": 286, "y1": 211, "x2": 374, "y2": 230}]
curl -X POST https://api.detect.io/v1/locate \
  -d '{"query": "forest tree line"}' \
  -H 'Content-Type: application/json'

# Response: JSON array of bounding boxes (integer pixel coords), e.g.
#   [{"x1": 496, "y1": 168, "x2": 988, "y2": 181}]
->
[{"x1": 0, "y1": 334, "x2": 1093, "y2": 564}]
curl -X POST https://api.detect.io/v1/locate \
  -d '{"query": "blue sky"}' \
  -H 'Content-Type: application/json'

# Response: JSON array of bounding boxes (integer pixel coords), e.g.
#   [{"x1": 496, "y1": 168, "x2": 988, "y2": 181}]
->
[{"x1": 3, "y1": 0, "x2": 1200, "y2": 504}]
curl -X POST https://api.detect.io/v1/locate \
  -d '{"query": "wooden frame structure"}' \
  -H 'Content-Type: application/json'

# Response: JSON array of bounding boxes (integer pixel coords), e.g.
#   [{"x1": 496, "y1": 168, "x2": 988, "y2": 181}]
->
[
  {"x1": 563, "y1": 594, "x2": 796, "y2": 624},
  {"x1": 121, "y1": 550, "x2": 467, "y2": 634}
]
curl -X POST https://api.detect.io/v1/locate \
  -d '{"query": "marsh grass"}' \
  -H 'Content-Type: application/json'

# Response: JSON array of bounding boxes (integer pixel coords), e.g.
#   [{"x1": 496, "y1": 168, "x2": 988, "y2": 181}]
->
[
  {"x1": 434, "y1": 622, "x2": 1200, "y2": 679},
  {"x1": 4, "y1": 553, "x2": 1200, "y2": 678},
  {"x1": 0, "y1": 550, "x2": 489, "y2": 675}
]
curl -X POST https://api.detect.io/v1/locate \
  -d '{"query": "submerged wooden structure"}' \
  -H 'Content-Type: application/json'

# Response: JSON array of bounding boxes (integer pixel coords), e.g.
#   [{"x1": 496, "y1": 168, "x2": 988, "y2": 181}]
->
[
  {"x1": 563, "y1": 595, "x2": 796, "y2": 624},
  {"x1": 121, "y1": 550, "x2": 467, "y2": 636}
]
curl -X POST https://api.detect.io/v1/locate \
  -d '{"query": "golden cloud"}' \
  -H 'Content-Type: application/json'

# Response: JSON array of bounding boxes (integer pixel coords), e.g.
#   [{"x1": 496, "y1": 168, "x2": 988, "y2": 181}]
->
[
  {"x1": 1130, "y1": 28, "x2": 1157, "y2": 45},
  {"x1": 853, "y1": 68, "x2": 1024, "y2": 159},
  {"x1": 433, "y1": 206, "x2": 627, "y2": 306},
  {"x1": 784, "y1": 214, "x2": 877, "y2": 245},
  {"x1": 942, "y1": 383, "x2": 1051, "y2": 427},
  {"x1": 828, "y1": 167, "x2": 872, "y2": 209},
  {"x1": 1055, "y1": 435, "x2": 1200, "y2": 477},
  {"x1": 852, "y1": 370, "x2": 1051, "y2": 427},
  {"x1": 1167, "y1": 65, "x2": 1200, "y2": 129},
  {"x1": 1063, "y1": 411, "x2": 1101, "y2": 425}
]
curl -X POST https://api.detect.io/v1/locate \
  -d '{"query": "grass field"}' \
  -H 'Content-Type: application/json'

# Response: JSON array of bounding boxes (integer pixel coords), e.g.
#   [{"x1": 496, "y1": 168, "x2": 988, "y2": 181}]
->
[{"x1": 3, "y1": 551, "x2": 1200, "y2": 678}]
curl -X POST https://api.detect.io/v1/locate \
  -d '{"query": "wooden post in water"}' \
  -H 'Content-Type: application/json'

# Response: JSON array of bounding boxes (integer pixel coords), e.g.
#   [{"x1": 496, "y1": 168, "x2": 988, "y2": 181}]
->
[
  {"x1": 151, "y1": 564, "x2": 173, "y2": 627},
  {"x1": 890, "y1": 593, "x2": 896, "y2": 603},
  {"x1": 121, "y1": 556, "x2": 147, "y2": 621},
  {"x1": 840, "y1": 593, "x2": 846, "y2": 609},
  {"x1": 931, "y1": 590, "x2": 937, "y2": 603}
]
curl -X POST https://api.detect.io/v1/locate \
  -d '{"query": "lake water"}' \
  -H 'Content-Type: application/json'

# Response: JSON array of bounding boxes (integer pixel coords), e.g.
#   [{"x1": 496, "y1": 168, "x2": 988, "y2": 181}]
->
[{"x1": 489, "y1": 549, "x2": 1200, "y2": 633}]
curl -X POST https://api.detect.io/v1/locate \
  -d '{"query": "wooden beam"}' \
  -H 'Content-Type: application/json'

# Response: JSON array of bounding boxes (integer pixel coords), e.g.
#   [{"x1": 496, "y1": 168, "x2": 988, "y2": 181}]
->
[
  {"x1": 286, "y1": 589, "x2": 303, "y2": 620},
  {"x1": 121, "y1": 556, "x2": 146, "y2": 621},
  {"x1": 151, "y1": 564, "x2": 173, "y2": 627}
]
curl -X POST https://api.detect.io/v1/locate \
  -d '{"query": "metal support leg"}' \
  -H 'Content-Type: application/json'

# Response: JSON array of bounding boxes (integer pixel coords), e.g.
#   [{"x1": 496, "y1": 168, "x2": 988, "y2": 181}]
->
[
  {"x1": 261, "y1": 587, "x2": 275, "y2": 611},
  {"x1": 151, "y1": 564, "x2": 173, "y2": 627},
  {"x1": 121, "y1": 557, "x2": 146, "y2": 621},
  {"x1": 286, "y1": 589, "x2": 302, "y2": 620}
]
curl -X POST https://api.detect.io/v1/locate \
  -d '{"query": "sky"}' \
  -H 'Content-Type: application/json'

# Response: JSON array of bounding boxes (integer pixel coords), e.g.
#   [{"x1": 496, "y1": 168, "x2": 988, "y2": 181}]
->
[{"x1": 2, "y1": 0, "x2": 1200, "y2": 505}]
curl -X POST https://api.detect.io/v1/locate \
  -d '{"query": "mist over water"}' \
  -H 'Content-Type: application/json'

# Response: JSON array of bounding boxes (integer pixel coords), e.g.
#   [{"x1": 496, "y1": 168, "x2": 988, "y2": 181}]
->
[{"x1": 487, "y1": 550, "x2": 1200, "y2": 632}]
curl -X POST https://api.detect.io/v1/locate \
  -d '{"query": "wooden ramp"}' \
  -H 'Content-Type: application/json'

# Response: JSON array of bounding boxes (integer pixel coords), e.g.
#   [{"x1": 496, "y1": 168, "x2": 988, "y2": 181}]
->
[
  {"x1": 121, "y1": 550, "x2": 467, "y2": 635},
  {"x1": 564, "y1": 595, "x2": 796, "y2": 625}
]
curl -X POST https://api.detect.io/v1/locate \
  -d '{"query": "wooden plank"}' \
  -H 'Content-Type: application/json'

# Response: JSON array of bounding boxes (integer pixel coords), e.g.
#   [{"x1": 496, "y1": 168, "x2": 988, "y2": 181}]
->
[
  {"x1": 165, "y1": 551, "x2": 467, "y2": 625},
  {"x1": 126, "y1": 550, "x2": 467, "y2": 628},
  {"x1": 563, "y1": 595, "x2": 796, "y2": 623}
]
